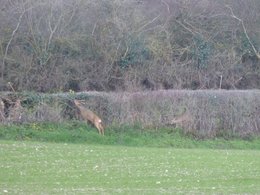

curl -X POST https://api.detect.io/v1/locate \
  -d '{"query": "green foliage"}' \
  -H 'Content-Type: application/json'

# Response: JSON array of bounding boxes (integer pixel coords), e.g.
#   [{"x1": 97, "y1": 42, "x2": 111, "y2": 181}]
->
[
  {"x1": 192, "y1": 36, "x2": 213, "y2": 69},
  {"x1": 51, "y1": 36, "x2": 103, "y2": 60},
  {"x1": 21, "y1": 92, "x2": 49, "y2": 107},
  {"x1": 118, "y1": 36, "x2": 150, "y2": 68},
  {"x1": 51, "y1": 38, "x2": 81, "y2": 58},
  {"x1": 78, "y1": 36, "x2": 102, "y2": 60},
  {"x1": 241, "y1": 34, "x2": 253, "y2": 53},
  {"x1": 19, "y1": 35, "x2": 51, "y2": 66}
]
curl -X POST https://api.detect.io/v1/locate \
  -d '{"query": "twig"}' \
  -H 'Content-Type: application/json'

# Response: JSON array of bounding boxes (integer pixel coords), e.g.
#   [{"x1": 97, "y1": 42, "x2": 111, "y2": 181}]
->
[
  {"x1": 92, "y1": 22, "x2": 97, "y2": 36},
  {"x1": 47, "y1": 6, "x2": 63, "y2": 51},
  {"x1": 123, "y1": 44, "x2": 129, "y2": 59},
  {"x1": 135, "y1": 14, "x2": 161, "y2": 34},
  {"x1": 161, "y1": 0, "x2": 170, "y2": 14},
  {"x1": 175, "y1": 20, "x2": 197, "y2": 36}
]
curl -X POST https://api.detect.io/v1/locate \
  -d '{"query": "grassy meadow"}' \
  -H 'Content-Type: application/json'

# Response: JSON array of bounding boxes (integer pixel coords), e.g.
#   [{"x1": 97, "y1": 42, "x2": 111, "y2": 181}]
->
[
  {"x1": 1, "y1": 122, "x2": 260, "y2": 149},
  {"x1": 0, "y1": 141, "x2": 260, "y2": 194},
  {"x1": 0, "y1": 122, "x2": 260, "y2": 194}
]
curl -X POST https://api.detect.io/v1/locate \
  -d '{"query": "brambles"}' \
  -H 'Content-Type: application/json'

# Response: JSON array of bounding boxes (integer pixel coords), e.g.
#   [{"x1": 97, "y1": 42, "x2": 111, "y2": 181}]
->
[
  {"x1": 0, "y1": 90, "x2": 259, "y2": 138},
  {"x1": 0, "y1": 1, "x2": 259, "y2": 92}
]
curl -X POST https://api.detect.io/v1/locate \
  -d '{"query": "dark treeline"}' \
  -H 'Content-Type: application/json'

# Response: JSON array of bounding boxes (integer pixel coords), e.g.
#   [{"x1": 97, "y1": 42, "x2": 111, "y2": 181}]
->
[{"x1": 0, "y1": 0, "x2": 259, "y2": 92}]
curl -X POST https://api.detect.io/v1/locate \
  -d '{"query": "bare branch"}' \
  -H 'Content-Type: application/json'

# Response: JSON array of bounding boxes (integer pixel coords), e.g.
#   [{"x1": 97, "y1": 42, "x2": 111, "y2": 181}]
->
[
  {"x1": 175, "y1": 20, "x2": 199, "y2": 36},
  {"x1": 226, "y1": 5, "x2": 260, "y2": 60},
  {"x1": 1, "y1": 10, "x2": 25, "y2": 79},
  {"x1": 92, "y1": 22, "x2": 97, "y2": 36},
  {"x1": 47, "y1": 3, "x2": 63, "y2": 51},
  {"x1": 161, "y1": 0, "x2": 170, "y2": 14},
  {"x1": 135, "y1": 14, "x2": 161, "y2": 34}
]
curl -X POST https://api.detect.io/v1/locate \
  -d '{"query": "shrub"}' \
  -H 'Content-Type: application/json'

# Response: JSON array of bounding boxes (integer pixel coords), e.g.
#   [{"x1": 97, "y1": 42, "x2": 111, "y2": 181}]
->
[{"x1": 1, "y1": 90, "x2": 259, "y2": 138}]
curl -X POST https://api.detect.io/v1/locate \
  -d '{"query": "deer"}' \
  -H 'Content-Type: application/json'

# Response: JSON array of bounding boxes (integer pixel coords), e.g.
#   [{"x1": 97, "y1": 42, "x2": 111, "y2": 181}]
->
[
  {"x1": 73, "y1": 100, "x2": 105, "y2": 135},
  {"x1": 169, "y1": 107, "x2": 192, "y2": 128}
]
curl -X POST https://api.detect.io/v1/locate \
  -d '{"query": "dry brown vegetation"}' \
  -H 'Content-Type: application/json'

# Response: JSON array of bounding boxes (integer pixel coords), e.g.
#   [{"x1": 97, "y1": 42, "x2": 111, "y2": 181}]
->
[
  {"x1": 0, "y1": 1, "x2": 259, "y2": 138},
  {"x1": 0, "y1": 0, "x2": 259, "y2": 92},
  {"x1": 0, "y1": 90, "x2": 259, "y2": 138}
]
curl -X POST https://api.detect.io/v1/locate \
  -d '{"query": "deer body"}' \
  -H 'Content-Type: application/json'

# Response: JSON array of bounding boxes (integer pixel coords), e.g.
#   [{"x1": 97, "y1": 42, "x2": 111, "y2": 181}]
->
[
  {"x1": 170, "y1": 108, "x2": 192, "y2": 128},
  {"x1": 74, "y1": 100, "x2": 105, "y2": 135},
  {"x1": 171, "y1": 111, "x2": 191, "y2": 124}
]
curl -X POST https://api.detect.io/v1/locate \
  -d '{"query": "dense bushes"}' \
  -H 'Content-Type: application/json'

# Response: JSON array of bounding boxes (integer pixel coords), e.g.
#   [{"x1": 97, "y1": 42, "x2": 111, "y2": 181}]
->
[
  {"x1": 1, "y1": 90, "x2": 259, "y2": 138},
  {"x1": 0, "y1": 0, "x2": 259, "y2": 92}
]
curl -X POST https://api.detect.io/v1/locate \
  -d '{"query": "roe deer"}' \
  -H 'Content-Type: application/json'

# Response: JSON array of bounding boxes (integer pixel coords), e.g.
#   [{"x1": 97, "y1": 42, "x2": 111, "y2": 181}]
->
[
  {"x1": 74, "y1": 100, "x2": 105, "y2": 135},
  {"x1": 170, "y1": 107, "x2": 192, "y2": 128}
]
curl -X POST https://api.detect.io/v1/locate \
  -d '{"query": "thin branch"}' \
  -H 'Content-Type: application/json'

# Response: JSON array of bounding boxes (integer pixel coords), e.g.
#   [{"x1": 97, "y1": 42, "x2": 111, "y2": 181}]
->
[
  {"x1": 175, "y1": 20, "x2": 197, "y2": 36},
  {"x1": 226, "y1": 5, "x2": 260, "y2": 59},
  {"x1": 2, "y1": 10, "x2": 26, "y2": 79},
  {"x1": 115, "y1": 41, "x2": 122, "y2": 59},
  {"x1": 161, "y1": 0, "x2": 170, "y2": 14},
  {"x1": 135, "y1": 14, "x2": 161, "y2": 34},
  {"x1": 92, "y1": 22, "x2": 97, "y2": 36},
  {"x1": 47, "y1": 5, "x2": 63, "y2": 51},
  {"x1": 123, "y1": 43, "x2": 129, "y2": 59},
  {"x1": 61, "y1": 2, "x2": 79, "y2": 35}
]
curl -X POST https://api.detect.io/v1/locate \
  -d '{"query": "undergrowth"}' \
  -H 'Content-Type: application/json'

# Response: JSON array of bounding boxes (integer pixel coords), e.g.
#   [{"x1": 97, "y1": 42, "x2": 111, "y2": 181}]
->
[{"x1": 0, "y1": 122, "x2": 260, "y2": 150}]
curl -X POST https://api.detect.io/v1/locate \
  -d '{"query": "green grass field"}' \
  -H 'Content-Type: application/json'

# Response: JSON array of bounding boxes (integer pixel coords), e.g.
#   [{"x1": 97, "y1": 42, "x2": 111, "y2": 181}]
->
[
  {"x1": 1, "y1": 123, "x2": 260, "y2": 194},
  {"x1": 1, "y1": 140, "x2": 260, "y2": 194},
  {"x1": 1, "y1": 122, "x2": 260, "y2": 149}
]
